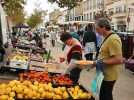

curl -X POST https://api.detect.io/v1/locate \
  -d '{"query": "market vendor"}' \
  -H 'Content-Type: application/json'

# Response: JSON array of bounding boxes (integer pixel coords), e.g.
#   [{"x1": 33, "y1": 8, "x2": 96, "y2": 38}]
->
[{"x1": 60, "y1": 33, "x2": 82, "y2": 84}]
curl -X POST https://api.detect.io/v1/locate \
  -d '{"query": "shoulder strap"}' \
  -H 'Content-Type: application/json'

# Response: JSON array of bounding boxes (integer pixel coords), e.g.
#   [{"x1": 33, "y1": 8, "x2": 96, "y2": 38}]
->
[{"x1": 96, "y1": 33, "x2": 115, "y2": 59}]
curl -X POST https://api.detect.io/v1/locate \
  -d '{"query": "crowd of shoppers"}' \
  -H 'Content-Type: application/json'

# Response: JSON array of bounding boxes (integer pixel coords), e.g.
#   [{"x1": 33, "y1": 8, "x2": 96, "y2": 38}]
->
[{"x1": 59, "y1": 18, "x2": 124, "y2": 100}]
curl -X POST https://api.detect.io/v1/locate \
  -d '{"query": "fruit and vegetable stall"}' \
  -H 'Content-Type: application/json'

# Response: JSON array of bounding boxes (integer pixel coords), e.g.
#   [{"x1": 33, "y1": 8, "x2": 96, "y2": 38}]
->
[{"x1": 0, "y1": 39, "x2": 95, "y2": 100}]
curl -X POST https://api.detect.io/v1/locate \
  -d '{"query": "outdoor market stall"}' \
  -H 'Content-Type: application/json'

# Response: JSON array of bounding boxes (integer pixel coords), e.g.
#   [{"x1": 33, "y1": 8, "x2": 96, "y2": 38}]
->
[
  {"x1": 0, "y1": 36, "x2": 95, "y2": 100},
  {"x1": 0, "y1": 51, "x2": 95, "y2": 100}
]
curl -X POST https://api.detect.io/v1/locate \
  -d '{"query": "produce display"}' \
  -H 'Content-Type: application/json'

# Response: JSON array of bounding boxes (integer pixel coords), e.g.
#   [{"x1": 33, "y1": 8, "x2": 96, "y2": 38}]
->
[
  {"x1": 53, "y1": 75, "x2": 73, "y2": 86},
  {"x1": 10, "y1": 53, "x2": 29, "y2": 62},
  {"x1": 76, "y1": 60, "x2": 93, "y2": 65},
  {"x1": 8, "y1": 51, "x2": 29, "y2": 69},
  {"x1": 30, "y1": 53, "x2": 44, "y2": 62},
  {"x1": 0, "y1": 80, "x2": 93, "y2": 100},
  {"x1": 68, "y1": 86, "x2": 92, "y2": 99},
  {"x1": 19, "y1": 71, "x2": 51, "y2": 83},
  {"x1": 0, "y1": 80, "x2": 70, "y2": 99},
  {"x1": 19, "y1": 71, "x2": 73, "y2": 86},
  {"x1": 2, "y1": 41, "x2": 94, "y2": 100}
]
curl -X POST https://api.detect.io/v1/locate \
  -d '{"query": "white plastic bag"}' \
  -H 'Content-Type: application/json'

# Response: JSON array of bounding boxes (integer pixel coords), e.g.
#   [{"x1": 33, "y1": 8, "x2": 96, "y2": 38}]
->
[
  {"x1": 79, "y1": 68, "x2": 104, "y2": 99},
  {"x1": 91, "y1": 71, "x2": 104, "y2": 98}
]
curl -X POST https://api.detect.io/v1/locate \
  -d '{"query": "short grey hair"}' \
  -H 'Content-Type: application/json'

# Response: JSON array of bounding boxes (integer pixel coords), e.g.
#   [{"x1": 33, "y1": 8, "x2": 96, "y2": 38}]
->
[{"x1": 96, "y1": 18, "x2": 111, "y2": 31}]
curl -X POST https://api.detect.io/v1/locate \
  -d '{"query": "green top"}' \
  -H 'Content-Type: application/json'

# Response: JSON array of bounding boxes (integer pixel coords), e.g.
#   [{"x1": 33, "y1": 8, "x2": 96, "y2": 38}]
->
[{"x1": 98, "y1": 34, "x2": 123, "y2": 81}]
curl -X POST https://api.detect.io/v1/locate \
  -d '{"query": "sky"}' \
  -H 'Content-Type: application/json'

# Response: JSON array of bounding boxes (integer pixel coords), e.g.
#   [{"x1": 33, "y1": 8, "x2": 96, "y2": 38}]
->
[{"x1": 24, "y1": 0, "x2": 59, "y2": 20}]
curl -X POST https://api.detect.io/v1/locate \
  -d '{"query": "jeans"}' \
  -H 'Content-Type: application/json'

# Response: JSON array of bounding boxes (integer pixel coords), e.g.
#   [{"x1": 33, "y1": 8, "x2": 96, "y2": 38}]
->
[{"x1": 100, "y1": 80, "x2": 116, "y2": 100}]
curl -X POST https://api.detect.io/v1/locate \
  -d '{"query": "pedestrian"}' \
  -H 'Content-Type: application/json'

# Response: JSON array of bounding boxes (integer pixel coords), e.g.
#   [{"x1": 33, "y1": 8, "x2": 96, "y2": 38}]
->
[
  {"x1": 27, "y1": 29, "x2": 33, "y2": 39},
  {"x1": 11, "y1": 31, "x2": 18, "y2": 47},
  {"x1": 60, "y1": 33, "x2": 82, "y2": 84},
  {"x1": 33, "y1": 32, "x2": 43, "y2": 48},
  {"x1": 83, "y1": 23, "x2": 97, "y2": 60},
  {"x1": 70, "y1": 26, "x2": 80, "y2": 41},
  {"x1": 77, "y1": 25, "x2": 84, "y2": 44},
  {"x1": 50, "y1": 28, "x2": 56, "y2": 47},
  {"x1": 0, "y1": 42, "x2": 5, "y2": 62},
  {"x1": 95, "y1": 18, "x2": 124, "y2": 100}
]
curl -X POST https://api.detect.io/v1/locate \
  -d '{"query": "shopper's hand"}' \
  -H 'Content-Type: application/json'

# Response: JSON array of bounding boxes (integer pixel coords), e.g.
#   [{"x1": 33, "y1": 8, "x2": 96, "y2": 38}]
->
[{"x1": 95, "y1": 60, "x2": 105, "y2": 72}]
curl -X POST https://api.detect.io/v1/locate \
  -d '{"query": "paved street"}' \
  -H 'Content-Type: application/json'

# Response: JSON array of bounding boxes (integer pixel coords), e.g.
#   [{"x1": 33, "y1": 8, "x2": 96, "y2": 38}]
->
[{"x1": 45, "y1": 39, "x2": 134, "y2": 100}]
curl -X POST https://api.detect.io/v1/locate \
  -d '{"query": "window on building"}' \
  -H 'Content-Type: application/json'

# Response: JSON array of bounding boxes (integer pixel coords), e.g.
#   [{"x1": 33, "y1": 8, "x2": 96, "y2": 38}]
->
[
  {"x1": 108, "y1": 8, "x2": 114, "y2": 15},
  {"x1": 75, "y1": 17, "x2": 77, "y2": 21},
  {"x1": 82, "y1": 16, "x2": 83, "y2": 21},
  {"x1": 77, "y1": 17, "x2": 78, "y2": 21},
  {"x1": 124, "y1": 5, "x2": 127, "y2": 12},
  {"x1": 93, "y1": 0, "x2": 96, "y2": 9},
  {"x1": 87, "y1": 1, "x2": 89, "y2": 10},
  {"x1": 90, "y1": 0, "x2": 92, "y2": 9},
  {"x1": 116, "y1": 6, "x2": 123, "y2": 13},
  {"x1": 84, "y1": 14, "x2": 86, "y2": 21},
  {"x1": 93, "y1": 12, "x2": 96, "y2": 20},
  {"x1": 78, "y1": 16, "x2": 80, "y2": 21},
  {"x1": 87, "y1": 14, "x2": 89, "y2": 21},
  {"x1": 90, "y1": 13, "x2": 92, "y2": 20}
]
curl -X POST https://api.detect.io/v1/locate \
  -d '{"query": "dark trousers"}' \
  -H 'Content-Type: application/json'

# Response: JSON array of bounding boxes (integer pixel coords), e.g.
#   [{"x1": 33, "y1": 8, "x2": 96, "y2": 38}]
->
[
  {"x1": 85, "y1": 53, "x2": 93, "y2": 60},
  {"x1": 70, "y1": 68, "x2": 81, "y2": 84},
  {"x1": 100, "y1": 80, "x2": 116, "y2": 100},
  {"x1": 51, "y1": 40, "x2": 55, "y2": 47}
]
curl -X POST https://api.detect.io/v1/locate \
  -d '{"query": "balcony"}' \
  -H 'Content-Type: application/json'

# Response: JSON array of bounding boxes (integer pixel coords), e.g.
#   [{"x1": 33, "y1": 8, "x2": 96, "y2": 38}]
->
[{"x1": 112, "y1": 11, "x2": 127, "y2": 18}]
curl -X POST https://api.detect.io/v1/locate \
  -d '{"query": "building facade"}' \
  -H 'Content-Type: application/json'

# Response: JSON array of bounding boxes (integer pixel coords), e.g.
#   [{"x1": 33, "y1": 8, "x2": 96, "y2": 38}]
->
[
  {"x1": 49, "y1": 9, "x2": 62, "y2": 25},
  {"x1": 66, "y1": 0, "x2": 134, "y2": 32},
  {"x1": 67, "y1": 3, "x2": 83, "y2": 21},
  {"x1": 105, "y1": 0, "x2": 134, "y2": 32},
  {"x1": 67, "y1": 0, "x2": 104, "y2": 22}
]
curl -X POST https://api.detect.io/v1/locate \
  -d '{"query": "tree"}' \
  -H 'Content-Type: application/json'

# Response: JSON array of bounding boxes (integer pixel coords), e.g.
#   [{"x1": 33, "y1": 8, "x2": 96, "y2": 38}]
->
[
  {"x1": 26, "y1": 9, "x2": 46, "y2": 28},
  {"x1": 4, "y1": 0, "x2": 26, "y2": 25},
  {"x1": 48, "y1": 0, "x2": 83, "y2": 9}
]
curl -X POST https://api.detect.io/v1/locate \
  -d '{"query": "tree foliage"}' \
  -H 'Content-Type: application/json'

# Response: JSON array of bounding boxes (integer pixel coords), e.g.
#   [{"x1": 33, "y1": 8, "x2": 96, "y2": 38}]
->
[
  {"x1": 26, "y1": 9, "x2": 46, "y2": 28},
  {"x1": 4, "y1": 0, "x2": 26, "y2": 25},
  {"x1": 48, "y1": 0, "x2": 83, "y2": 9}
]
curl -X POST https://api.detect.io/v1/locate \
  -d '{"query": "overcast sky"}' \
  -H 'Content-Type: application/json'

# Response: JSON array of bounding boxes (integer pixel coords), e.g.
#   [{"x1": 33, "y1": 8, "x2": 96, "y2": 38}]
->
[{"x1": 24, "y1": 0, "x2": 59, "y2": 16}]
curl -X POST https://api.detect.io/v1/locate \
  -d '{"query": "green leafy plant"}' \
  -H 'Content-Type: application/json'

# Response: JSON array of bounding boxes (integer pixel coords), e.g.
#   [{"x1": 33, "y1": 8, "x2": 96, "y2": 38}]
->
[{"x1": 48, "y1": 0, "x2": 83, "y2": 9}]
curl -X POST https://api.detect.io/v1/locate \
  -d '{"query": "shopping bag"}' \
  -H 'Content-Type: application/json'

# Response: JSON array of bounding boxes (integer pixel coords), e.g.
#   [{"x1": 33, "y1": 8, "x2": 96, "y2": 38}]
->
[
  {"x1": 79, "y1": 66, "x2": 104, "y2": 98},
  {"x1": 79, "y1": 68, "x2": 94, "y2": 91},
  {"x1": 91, "y1": 71, "x2": 104, "y2": 97}
]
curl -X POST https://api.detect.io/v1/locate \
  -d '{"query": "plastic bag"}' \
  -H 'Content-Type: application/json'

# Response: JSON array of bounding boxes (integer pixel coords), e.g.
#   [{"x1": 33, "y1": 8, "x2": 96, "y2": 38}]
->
[
  {"x1": 91, "y1": 71, "x2": 104, "y2": 97},
  {"x1": 79, "y1": 68, "x2": 104, "y2": 99}
]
